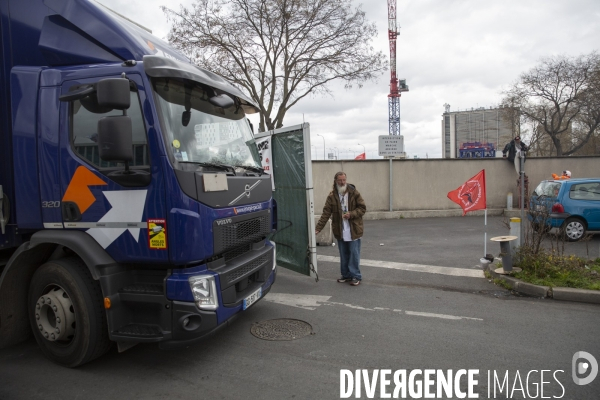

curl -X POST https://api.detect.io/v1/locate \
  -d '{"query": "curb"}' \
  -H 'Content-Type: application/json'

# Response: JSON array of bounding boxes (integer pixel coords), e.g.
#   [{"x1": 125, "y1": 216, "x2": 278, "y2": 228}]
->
[
  {"x1": 552, "y1": 287, "x2": 600, "y2": 304},
  {"x1": 485, "y1": 265, "x2": 600, "y2": 305},
  {"x1": 316, "y1": 209, "x2": 506, "y2": 221}
]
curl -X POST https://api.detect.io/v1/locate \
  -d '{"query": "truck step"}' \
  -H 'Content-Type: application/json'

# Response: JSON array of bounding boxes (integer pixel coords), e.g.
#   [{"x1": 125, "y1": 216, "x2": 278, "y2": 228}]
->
[{"x1": 114, "y1": 324, "x2": 163, "y2": 338}]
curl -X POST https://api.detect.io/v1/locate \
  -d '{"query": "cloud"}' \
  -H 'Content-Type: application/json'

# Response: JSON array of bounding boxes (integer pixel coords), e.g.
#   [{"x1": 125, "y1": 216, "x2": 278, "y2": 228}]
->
[{"x1": 97, "y1": 0, "x2": 600, "y2": 158}]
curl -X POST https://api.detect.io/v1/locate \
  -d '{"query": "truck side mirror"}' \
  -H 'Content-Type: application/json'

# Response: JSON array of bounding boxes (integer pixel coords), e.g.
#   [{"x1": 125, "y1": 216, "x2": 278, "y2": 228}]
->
[
  {"x1": 97, "y1": 116, "x2": 133, "y2": 162},
  {"x1": 97, "y1": 78, "x2": 131, "y2": 110}
]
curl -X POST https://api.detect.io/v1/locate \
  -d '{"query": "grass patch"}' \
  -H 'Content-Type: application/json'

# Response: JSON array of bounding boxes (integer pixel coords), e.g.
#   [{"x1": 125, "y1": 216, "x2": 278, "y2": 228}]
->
[
  {"x1": 484, "y1": 269, "x2": 514, "y2": 290},
  {"x1": 493, "y1": 278, "x2": 513, "y2": 290},
  {"x1": 514, "y1": 246, "x2": 600, "y2": 290}
]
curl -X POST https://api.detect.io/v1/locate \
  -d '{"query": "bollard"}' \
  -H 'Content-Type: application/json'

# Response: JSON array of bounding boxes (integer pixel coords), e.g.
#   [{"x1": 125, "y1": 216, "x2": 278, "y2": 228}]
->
[
  {"x1": 509, "y1": 217, "x2": 521, "y2": 259},
  {"x1": 490, "y1": 236, "x2": 521, "y2": 274},
  {"x1": 507, "y1": 192, "x2": 513, "y2": 210}
]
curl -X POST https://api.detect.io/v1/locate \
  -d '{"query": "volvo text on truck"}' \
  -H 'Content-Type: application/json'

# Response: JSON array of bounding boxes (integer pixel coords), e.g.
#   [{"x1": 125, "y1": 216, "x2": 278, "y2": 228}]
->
[{"x1": 0, "y1": 0, "x2": 277, "y2": 366}]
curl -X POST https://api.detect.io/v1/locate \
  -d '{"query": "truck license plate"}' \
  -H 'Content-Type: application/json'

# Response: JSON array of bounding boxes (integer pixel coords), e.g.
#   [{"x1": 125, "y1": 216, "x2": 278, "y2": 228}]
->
[{"x1": 243, "y1": 287, "x2": 262, "y2": 310}]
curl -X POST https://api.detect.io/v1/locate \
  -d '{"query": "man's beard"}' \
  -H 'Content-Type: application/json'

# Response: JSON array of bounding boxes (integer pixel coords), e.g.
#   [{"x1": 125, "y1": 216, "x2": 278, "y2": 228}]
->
[{"x1": 336, "y1": 184, "x2": 347, "y2": 195}]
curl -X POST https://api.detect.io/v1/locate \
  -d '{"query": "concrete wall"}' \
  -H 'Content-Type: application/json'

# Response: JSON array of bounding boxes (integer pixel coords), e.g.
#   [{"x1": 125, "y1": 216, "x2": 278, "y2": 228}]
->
[{"x1": 311, "y1": 156, "x2": 599, "y2": 217}]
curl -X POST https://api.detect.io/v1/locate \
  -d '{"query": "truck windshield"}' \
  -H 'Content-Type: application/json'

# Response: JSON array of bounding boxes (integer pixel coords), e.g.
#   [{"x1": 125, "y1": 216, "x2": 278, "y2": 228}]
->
[{"x1": 151, "y1": 77, "x2": 260, "y2": 168}]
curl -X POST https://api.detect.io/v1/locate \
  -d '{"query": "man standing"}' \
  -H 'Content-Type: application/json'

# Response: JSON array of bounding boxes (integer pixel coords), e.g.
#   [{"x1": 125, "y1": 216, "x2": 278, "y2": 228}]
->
[
  {"x1": 315, "y1": 172, "x2": 366, "y2": 286},
  {"x1": 502, "y1": 136, "x2": 529, "y2": 174}
]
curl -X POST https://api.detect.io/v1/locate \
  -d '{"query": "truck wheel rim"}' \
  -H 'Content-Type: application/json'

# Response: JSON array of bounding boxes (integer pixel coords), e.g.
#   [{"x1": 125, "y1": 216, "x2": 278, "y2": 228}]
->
[
  {"x1": 35, "y1": 286, "x2": 76, "y2": 342},
  {"x1": 566, "y1": 222, "x2": 583, "y2": 240}
]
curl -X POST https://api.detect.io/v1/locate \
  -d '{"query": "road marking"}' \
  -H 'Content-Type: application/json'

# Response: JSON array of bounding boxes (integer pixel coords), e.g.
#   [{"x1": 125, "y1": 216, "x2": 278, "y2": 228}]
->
[
  {"x1": 264, "y1": 293, "x2": 331, "y2": 310},
  {"x1": 264, "y1": 293, "x2": 482, "y2": 321},
  {"x1": 317, "y1": 255, "x2": 484, "y2": 278},
  {"x1": 325, "y1": 301, "x2": 376, "y2": 311},
  {"x1": 404, "y1": 311, "x2": 483, "y2": 321}
]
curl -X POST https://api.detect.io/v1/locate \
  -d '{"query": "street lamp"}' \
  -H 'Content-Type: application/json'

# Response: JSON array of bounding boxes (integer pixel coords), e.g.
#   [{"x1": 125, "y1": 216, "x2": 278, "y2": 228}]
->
[
  {"x1": 348, "y1": 149, "x2": 356, "y2": 158},
  {"x1": 334, "y1": 147, "x2": 340, "y2": 160},
  {"x1": 357, "y1": 143, "x2": 366, "y2": 158},
  {"x1": 317, "y1": 134, "x2": 325, "y2": 160},
  {"x1": 328, "y1": 148, "x2": 337, "y2": 160}
]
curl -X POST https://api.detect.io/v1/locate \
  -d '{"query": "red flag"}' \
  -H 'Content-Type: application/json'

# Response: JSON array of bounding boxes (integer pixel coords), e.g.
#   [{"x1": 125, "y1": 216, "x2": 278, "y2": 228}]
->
[
  {"x1": 355, "y1": 153, "x2": 366, "y2": 160},
  {"x1": 447, "y1": 170, "x2": 486, "y2": 216}
]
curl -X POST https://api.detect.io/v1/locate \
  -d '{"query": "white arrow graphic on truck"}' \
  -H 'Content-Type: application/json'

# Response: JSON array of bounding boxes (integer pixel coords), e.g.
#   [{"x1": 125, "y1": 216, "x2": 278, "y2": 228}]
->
[{"x1": 86, "y1": 190, "x2": 148, "y2": 249}]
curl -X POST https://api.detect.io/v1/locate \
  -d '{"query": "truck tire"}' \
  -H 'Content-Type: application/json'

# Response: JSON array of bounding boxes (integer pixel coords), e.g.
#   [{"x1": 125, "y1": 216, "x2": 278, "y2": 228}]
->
[{"x1": 28, "y1": 257, "x2": 111, "y2": 367}]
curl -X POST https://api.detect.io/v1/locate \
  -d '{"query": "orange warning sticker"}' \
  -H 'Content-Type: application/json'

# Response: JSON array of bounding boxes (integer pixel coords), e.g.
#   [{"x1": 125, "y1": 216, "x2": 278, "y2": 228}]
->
[{"x1": 148, "y1": 219, "x2": 167, "y2": 249}]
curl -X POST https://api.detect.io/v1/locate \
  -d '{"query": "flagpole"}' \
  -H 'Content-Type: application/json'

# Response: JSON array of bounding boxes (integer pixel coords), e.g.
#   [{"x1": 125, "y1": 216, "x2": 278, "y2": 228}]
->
[{"x1": 484, "y1": 209, "x2": 487, "y2": 257}]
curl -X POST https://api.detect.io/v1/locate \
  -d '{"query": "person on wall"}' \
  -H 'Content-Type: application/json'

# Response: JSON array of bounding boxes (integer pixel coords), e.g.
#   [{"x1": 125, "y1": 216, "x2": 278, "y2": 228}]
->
[{"x1": 502, "y1": 136, "x2": 529, "y2": 174}]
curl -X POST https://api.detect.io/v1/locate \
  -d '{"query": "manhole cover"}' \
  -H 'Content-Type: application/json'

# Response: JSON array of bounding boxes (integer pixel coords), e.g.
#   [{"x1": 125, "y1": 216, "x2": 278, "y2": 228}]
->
[{"x1": 250, "y1": 318, "x2": 313, "y2": 341}]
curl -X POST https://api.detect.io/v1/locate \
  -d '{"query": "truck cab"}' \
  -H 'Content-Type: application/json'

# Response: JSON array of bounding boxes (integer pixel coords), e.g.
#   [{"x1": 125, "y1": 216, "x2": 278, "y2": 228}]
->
[{"x1": 0, "y1": 0, "x2": 276, "y2": 366}]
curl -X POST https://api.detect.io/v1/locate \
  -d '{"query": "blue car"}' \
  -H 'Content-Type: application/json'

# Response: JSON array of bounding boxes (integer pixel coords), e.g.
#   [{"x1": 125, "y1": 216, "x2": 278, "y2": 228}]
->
[{"x1": 529, "y1": 178, "x2": 600, "y2": 241}]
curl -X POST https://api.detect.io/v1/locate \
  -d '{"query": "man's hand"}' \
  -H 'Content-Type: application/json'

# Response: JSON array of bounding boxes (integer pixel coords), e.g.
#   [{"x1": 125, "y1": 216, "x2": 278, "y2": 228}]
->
[
  {"x1": 343, "y1": 212, "x2": 350, "y2": 220},
  {"x1": 315, "y1": 230, "x2": 320, "y2": 235}
]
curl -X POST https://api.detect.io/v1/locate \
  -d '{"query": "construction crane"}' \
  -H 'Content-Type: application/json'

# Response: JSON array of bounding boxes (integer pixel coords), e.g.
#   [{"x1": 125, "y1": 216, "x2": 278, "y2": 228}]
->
[{"x1": 387, "y1": 0, "x2": 408, "y2": 136}]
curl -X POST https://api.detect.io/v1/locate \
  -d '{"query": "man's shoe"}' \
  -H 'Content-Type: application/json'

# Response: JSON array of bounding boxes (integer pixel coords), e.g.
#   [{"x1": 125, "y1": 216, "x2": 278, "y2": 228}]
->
[
  {"x1": 337, "y1": 277, "x2": 352, "y2": 283},
  {"x1": 350, "y1": 278, "x2": 361, "y2": 286}
]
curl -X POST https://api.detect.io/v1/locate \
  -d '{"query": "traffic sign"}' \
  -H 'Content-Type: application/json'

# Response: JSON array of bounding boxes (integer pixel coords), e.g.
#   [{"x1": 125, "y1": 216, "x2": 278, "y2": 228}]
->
[{"x1": 379, "y1": 135, "x2": 404, "y2": 156}]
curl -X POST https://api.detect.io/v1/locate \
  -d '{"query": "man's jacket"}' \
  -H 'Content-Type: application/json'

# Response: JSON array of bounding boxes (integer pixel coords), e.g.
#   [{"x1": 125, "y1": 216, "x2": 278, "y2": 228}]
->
[
  {"x1": 502, "y1": 140, "x2": 529, "y2": 162},
  {"x1": 316, "y1": 183, "x2": 366, "y2": 241}
]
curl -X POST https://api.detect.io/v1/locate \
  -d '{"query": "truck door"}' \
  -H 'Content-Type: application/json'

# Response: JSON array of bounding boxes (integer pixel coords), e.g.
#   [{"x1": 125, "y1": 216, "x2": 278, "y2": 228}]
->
[{"x1": 58, "y1": 73, "x2": 168, "y2": 263}]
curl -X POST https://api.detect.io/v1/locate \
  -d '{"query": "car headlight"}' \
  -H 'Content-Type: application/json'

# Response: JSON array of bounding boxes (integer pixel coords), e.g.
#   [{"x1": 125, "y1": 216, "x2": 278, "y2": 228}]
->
[{"x1": 188, "y1": 275, "x2": 218, "y2": 310}]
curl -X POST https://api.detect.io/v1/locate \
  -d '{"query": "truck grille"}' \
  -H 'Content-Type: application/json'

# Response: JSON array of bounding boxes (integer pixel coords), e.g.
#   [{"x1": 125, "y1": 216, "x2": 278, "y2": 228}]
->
[
  {"x1": 227, "y1": 256, "x2": 268, "y2": 284},
  {"x1": 214, "y1": 210, "x2": 271, "y2": 253},
  {"x1": 224, "y1": 244, "x2": 252, "y2": 261},
  {"x1": 227, "y1": 218, "x2": 264, "y2": 241}
]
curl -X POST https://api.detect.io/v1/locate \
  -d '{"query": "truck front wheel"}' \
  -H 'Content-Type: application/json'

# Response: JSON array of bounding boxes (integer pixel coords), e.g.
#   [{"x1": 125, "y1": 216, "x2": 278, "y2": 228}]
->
[{"x1": 28, "y1": 257, "x2": 111, "y2": 367}]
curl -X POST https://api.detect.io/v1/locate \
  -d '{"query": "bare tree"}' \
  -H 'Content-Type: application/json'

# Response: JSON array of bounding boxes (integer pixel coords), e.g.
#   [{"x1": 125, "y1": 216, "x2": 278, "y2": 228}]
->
[
  {"x1": 501, "y1": 53, "x2": 600, "y2": 156},
  {"x1": 570, "y1": 66, "x2": 600, "y2": 155},
  {"x1": 498, "y1": 105, "x2": 552, "y2": 156},
  {"x1": 523, "y1": 121, "x2": 553, "y2": 157},
  {"x1": 162, "y1": 0, "x2": 386, "y2": 132}
]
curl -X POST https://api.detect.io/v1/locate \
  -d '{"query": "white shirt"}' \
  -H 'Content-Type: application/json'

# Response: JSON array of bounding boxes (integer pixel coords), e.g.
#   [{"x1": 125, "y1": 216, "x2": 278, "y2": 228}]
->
[
  {"x1": 339, "y1": 192, "x2": 352, "y2": 241},
  {"x1": 514, "y1": 141, "x2": 523, "y2": 174}
]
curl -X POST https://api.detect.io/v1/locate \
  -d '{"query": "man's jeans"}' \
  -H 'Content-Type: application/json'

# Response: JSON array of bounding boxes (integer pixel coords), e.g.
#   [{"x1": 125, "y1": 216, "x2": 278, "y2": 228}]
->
[{"x1": 337, "y1": 239, "x2": 362, "y2": 280}]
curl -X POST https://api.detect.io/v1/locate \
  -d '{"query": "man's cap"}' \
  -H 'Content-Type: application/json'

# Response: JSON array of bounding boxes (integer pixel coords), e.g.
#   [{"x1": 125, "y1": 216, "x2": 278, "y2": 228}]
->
[
  {"x1": 563, "y1": 170, "x2": 571, "y2": 177},
  {"x1": 515, "y1": 136, "x2": 521, "y2": 140}
]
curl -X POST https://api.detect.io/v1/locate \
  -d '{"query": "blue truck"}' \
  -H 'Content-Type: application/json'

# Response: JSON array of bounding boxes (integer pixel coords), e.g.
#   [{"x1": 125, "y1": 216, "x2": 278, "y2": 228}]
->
[{"x1": 0, "y1": 0, "x2": 276, "y2": 366}]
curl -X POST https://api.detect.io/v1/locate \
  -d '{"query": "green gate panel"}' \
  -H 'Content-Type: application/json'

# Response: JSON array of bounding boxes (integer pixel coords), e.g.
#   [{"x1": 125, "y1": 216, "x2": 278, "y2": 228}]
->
[{"x1": 270, "y1": 127, "x2": 312, "y2": 276}]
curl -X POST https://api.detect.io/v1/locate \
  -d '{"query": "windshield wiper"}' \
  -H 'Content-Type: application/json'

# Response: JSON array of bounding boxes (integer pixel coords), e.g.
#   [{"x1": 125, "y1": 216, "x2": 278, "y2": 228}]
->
[
  {"x1": 179, "y1": 161, "x2": 236, "y2": 174},
  {"x1": 235, "y1": 164, "x2": 265, "y2": 175}
]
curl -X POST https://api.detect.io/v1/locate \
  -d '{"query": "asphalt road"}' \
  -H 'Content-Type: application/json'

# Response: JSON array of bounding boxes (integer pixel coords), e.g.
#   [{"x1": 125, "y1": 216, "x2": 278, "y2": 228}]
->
[{"x1": 1, "y1": 217, "x2": 599, "y2": 400}]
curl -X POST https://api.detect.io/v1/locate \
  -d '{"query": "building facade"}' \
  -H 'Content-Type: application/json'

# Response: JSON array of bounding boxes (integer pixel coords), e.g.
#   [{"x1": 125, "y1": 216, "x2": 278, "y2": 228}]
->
[{"x1": 441, "y1": 106, "x2": 516, "y2": 159}]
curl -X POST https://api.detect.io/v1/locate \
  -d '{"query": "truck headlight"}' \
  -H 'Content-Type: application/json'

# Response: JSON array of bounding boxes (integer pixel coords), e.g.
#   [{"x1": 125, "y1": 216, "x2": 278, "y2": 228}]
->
[
  {"x1": 188, "y1": 275, "x2": 218, "y2": 310},
  {"x1": 271, "y1": 241, "x2": 277, "y2": 270}
]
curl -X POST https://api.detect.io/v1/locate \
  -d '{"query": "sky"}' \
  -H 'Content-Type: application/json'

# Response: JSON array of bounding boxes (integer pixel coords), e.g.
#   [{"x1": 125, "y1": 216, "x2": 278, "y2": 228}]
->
[{"x1": 97, "y1": 0, "x2": 600, "y2": 159}]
